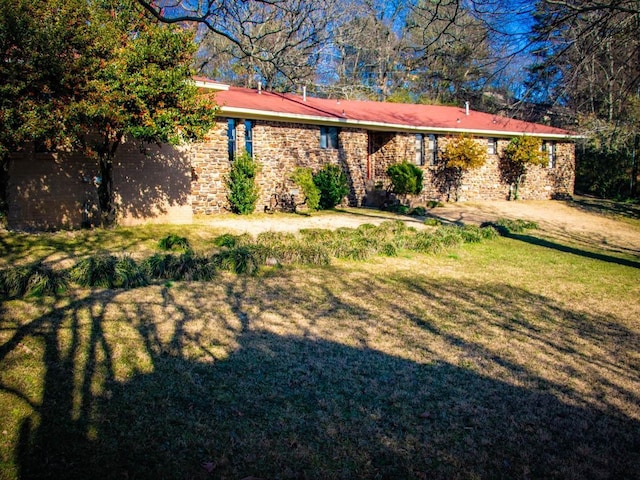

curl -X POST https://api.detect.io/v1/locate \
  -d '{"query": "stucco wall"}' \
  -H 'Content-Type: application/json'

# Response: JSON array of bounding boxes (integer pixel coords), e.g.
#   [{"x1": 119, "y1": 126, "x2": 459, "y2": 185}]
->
[{"x1": 8, "y1": 140, "x2": 192, "y2": 230}]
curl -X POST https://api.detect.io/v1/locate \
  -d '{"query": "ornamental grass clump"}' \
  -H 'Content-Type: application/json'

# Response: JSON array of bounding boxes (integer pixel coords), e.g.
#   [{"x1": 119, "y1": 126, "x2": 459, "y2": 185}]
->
[
  {"x1": 486, "y1": 218, "x2": 540, "y2": 235},
  {"x1": 71, "y1": 254, "x2": 147, "y2": 288},
  {"x1": 70, "y1": 254, "x2": 119, "y2": 288},
  {"x1": 158, "y1": 234, "x2": 192, "y2": 253},
  {"x1": 0, "y1": 262, "x2": 68, "y2": 298}
]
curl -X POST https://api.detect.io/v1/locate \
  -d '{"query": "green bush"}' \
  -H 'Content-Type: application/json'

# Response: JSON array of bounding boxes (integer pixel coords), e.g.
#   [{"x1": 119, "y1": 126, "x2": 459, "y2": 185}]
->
[
  {"x1": 409, "y1": 206, "x2": 427, "y2": 216},
  {"x1": 0, "y1": 262, "x2": 68, "y2": 297},
  {"x1": 386, "y1": 161, "x2": 424, "y2": 195},
  {"x1": 158, "y1": 234, "x2": 191, "y2": 252},
  {"x1": 313, "y1": 164, "x2": 350, "y2": 209},
  {"x1": 226, "y1": 151, "x2": 260, "y2": 214},
  {"x1": 424, "y1": 217, "x2": 442, "y2": 226},
  {"x1": 291, "y1": 167, "x2": 320, "y2": 211},
  {"x1": 490, "y1": 218, "x2": 539, "y2": 235}
]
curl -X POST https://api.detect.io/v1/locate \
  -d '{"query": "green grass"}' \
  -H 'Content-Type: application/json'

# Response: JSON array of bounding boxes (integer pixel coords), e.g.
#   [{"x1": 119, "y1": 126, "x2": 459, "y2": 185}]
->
[{"x1": 1, "y1": 208, "x2": 639, "y2": 479}]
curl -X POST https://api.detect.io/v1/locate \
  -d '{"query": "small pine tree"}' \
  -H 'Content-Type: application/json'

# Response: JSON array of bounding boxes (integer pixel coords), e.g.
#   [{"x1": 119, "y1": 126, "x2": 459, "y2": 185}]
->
[
  {"x1": 226, "y1": 151, "x2": 260, "y2": 214},
  {"x1": 500, "y1": 136, "x2": 547, "y2": 200}
]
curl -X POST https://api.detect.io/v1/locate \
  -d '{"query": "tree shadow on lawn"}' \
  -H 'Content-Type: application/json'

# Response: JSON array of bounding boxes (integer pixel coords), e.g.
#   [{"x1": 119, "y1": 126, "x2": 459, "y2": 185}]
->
[
  {"x1": 4, "y1": 275, "x2": 640, "y2": 479},
  {"x1": 500, "y1": 231, "x2": 640, "y2": 269}
]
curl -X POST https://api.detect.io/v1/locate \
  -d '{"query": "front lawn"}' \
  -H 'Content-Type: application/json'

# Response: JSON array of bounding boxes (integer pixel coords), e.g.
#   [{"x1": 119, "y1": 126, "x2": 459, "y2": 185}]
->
[{"x1": 1, "y1": 208, "x2": 639, "y2": 479}]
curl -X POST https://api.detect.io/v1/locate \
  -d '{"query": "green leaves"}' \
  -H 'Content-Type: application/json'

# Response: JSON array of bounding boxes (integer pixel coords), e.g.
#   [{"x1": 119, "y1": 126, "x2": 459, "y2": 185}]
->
[
  {"x1": 226, "y1": 151, "x2": 260, "y2": 215},
  {"x1": 313, "y1": 164, "x2": 350, "y2": 209},
  {"x1": 503, "y1": 136, "x2": 547, "y2": 168},
  {"x1": 440, "y1": 135, "x2": 487, "y2": 171},
  {"x1": 386, "y1": 161, "x2": 424, "y2": 196}
]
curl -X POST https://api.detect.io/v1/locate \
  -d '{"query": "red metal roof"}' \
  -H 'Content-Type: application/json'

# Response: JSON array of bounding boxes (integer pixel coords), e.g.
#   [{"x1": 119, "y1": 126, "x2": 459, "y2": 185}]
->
[{"x1": 205, "y1": 82, "x2": 572, "y2": 138}]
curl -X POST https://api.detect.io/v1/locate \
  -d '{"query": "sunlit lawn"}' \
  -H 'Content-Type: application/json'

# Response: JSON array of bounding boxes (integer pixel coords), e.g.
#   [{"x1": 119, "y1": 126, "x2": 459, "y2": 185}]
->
[{"x1": 1, "y1": 208, "x2": 639, "y2": 479}]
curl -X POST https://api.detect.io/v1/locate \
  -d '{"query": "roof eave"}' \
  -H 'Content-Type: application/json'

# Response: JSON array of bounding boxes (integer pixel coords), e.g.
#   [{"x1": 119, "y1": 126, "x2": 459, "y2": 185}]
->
[{"x1": 219, "y1": 106, "x2": 577, "y2": 140}]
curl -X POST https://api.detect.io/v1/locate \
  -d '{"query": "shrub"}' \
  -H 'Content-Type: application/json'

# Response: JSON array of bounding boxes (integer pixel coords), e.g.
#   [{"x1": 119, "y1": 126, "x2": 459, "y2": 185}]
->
[
  {"x1": 313, "y1": 164, "x2": 350, "y2": 209},
  {"x1": 158, "y1": 234, "x2": 191, "y2": 252},
  {"x1": 0, "y1": 262, "x2": 68, "y2": 297},
  {"x1": 409, "y1": 206, "x2": 427, "y2": 216},
  {"x1": 226, "y1": 151, "x2": 260, "y2": 214},
  {"x1": 386, "y1": 161, "x2": 423, "y2": 196},
  {"x1": 438, "y1": 135, "x2": 486, "y2": 201},
  {"x1": 500, "y1": 136, "x2": 547, "y2": 200},
  {"x1": 291, "y1": 167, "x2": 320, "y2": 211}
]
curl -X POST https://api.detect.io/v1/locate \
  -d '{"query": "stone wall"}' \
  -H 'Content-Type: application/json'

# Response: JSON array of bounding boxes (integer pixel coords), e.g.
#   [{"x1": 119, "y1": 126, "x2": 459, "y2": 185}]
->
[
  {"x1": 190, "y1": 118, "x2": 370, "y2": 213},
  {"x1": 7, "y1": 118, "x2": 576, "y2": 229},
  {"x1": 364, "y1": 135, "x2": 575, "y2": 204}
]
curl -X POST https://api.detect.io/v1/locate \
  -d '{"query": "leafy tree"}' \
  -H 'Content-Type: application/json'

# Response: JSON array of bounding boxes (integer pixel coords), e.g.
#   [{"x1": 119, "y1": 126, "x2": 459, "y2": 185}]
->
[
  {"x1": 226, "y1": 151, "x2": 260, "y2": 214},
  {"x1": 0, "y1": 0, "x2": 217, "y2": 225},
  {"x1": 500, "y1": 136, "x2": 547, "y2": 200},
  {"x1": 0, "y1": 0, "x2": 91, "y2": 217},
  {"x1": 313, "y1": 165, "x2": 349, "y2": 209},
  {"x1": 437, "y1": 135, "x2": 486, "y2": 201}
]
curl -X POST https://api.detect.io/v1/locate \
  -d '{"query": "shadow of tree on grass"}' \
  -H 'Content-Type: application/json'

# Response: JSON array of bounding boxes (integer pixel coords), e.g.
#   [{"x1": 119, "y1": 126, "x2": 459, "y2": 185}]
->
[{"x1": 2, "y1": 270, "x2": 639, "y2": 479}]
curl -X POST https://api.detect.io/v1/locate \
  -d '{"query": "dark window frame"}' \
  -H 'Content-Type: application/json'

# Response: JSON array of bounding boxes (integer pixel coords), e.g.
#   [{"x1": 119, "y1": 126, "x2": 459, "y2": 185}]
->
[
  {"x1": 320, "y1": 126, "x2": 339, "y2": 149},
  {"x1": 227, "y1": 118, "x2": 237, "y2": 162},
  {"x1": 244, "y1": 119, "x2": 254, "y2": 158}
]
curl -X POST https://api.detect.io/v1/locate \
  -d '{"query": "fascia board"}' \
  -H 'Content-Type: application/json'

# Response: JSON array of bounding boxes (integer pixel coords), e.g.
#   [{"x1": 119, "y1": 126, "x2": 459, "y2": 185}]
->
[{"x1": 219, "y1": 106, "x2": 578, "y2": 140}]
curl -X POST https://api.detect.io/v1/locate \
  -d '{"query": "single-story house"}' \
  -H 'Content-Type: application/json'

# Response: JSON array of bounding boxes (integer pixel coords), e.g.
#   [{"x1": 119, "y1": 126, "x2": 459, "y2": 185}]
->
[{"x1": 6, "y1": 78, "x2": 575, "y2": 229}]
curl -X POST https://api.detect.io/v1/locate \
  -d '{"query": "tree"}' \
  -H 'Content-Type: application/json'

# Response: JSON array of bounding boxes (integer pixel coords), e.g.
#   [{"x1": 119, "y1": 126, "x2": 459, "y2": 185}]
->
[
  {"x1": 0, "y1": 0, "x2": 91, "y2": 217},
  {"x1": 500, "y1": 136, "x2": 547, "y2": 200},
  {"x1": 525, "y1": 0, "x2": 640, "y2": 197},
  {"x1": 139, "y1": 0, "x2": 338, "y2": 92},
  {"x1": 406, "y1": 0, "x2": 493, "y2": 105},
  {"x1": 438, "y1": 135, "x2": 486, "y2": 201},
  {"x1": 1, "y1": 0, "x2": 217, "y2": 225}
]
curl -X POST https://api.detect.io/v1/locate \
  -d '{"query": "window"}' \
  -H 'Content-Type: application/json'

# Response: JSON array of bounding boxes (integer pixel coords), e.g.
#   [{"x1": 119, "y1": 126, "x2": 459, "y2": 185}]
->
[
  {"x1": 543, "y1": 141, "x2": 556, "y2": 168},
  {"x1": 427, "y1": 134, "x2": 438, "y2": 165},
  {"x1": 415, "y1": 134, "x2": 425, "y2": 166},
  {"x1": 245, "y1": 120, "x2": 254, "y2": 158},
  {"x1": 320, "y1": 126, "x2": 339, "y2": 149},
  {"x1": 227, "y1": 118, "x2": 237, "y2": 161},
  {"x1": 487, "y1": 137, "x2": 497, "y2": 155}
]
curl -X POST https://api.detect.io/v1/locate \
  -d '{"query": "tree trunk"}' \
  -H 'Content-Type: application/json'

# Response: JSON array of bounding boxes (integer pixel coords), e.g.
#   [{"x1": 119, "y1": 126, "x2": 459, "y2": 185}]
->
[
  {"x1": 96, "y1": 137, "x2": 121, "y2": 227},
  {"x1": 0, "y1": 151, "x2": 10, "y2": 221}
]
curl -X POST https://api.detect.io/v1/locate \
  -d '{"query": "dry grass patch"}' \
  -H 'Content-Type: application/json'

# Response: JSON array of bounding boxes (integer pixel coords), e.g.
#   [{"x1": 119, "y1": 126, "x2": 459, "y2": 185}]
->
[{"x1": 1, "y1": 204, "x2": 639, "y2": 479}]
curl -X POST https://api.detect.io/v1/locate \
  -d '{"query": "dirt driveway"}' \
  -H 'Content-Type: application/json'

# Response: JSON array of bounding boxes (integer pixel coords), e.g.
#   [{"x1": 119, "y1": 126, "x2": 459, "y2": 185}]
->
[{"x1": 203, "y1": 198, "x2": 640, "y2": 257}]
